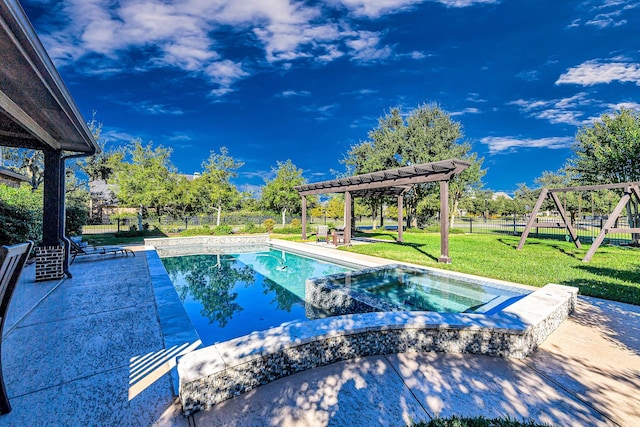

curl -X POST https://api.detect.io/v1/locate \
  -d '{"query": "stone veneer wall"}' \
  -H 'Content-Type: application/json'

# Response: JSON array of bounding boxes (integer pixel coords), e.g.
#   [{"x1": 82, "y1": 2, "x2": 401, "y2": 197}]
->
[
  {"x1": 178, "y1": 283, "x2": 578, "y2": 416},
  {"x1": 35, "y1": 245, "x2": 65, "y2": 281}
]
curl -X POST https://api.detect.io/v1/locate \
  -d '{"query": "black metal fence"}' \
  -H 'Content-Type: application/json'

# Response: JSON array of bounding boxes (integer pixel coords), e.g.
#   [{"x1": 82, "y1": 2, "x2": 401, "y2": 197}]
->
[
  {"x1": 451, "y1": 215, "x2": 633, "y2": 245},
  {"x1": 82, "y1": 213, "x2": 635, "y2": 246}
]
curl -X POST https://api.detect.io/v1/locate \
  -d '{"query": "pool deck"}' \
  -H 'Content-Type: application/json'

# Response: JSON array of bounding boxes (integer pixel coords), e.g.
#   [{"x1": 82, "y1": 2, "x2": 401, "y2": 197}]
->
[{"x1": 0, "y1": 241, "x2": 639, "y2": 426}]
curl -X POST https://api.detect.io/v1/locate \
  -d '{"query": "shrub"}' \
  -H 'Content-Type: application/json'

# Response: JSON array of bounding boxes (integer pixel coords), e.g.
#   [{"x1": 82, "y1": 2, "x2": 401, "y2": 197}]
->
[
  {"x1": 66, "y1": 204, "x2": 88, "y2": 236},
  {"x1": 0, "y1": 201, "x2": 38, "y2": 245},
  {"x1": 241, "y1": 223, "x2": 266, "y2": 234},
  {"x1": 290, "y1": 218, "x2": 301, "y2": 227},
  {"x1": 276, "y1": 226, "x2": 302, "y2": 234},
  {"x1": 179, "y1": 226, "x2": 211, "y2": 237},
  {"x1": 262, "y1": 218, "x2": 275, "y2": 232},
  {"x1": 211, "y1": 224, "x2": 233, "y2": 235}
]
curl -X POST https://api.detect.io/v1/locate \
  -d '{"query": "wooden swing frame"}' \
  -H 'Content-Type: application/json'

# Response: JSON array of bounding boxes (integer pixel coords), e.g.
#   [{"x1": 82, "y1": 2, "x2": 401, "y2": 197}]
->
[{"x1": 517, "y1": 182, "x2": 640, "y2": 262}]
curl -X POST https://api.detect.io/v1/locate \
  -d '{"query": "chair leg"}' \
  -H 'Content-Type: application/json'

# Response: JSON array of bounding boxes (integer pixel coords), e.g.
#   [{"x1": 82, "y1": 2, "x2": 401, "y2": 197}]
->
[{"x1": 0, "y1": 351, "x2": 11, "y2": 414}]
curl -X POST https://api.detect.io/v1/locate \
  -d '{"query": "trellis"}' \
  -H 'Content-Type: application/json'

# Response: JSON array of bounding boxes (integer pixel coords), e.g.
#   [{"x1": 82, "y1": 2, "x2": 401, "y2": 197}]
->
[{"x1": 517, "y1": 182, "x2": 640, "y2": 262}]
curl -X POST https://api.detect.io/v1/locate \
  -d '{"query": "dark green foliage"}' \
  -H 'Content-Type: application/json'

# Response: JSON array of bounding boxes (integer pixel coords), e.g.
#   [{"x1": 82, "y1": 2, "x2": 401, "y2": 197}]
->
[
  {"x1": 65, "y1": 204, "x2": 88, "y2": 236},
  {"x1": 0, "y1": 200, "x2": 39, "y2": 245},
  {"x1": 414, "y1": 415, "x2": 550, "y2": 427},
  {"x1": 211, "y1": 224, "x2": 233, "y2": 235},
  {"x1": 241, "y1": 223, "x2": 267, "y2": 234},
  {"x1": 276, "y1": 225, "x2": 303, "y2": 234}
]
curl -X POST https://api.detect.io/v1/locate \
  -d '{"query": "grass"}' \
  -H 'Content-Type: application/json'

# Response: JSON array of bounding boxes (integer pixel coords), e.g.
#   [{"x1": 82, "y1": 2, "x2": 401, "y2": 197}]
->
[
  {"x1": 341, "y1": 231, "x2": 640, "y2": 305},
  {"x1": 81, "y1": 228, "x2": 167, "y2": 246}
]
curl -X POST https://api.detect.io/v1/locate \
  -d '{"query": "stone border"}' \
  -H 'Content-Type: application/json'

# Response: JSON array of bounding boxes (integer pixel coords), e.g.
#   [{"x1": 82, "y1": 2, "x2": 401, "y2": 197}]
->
[
  {"x1": 145, "y1": 247, "x2": 202, "y2": 394},
  {"x1": 178, "y1": 283, "x2": 577, "y2": 416}
]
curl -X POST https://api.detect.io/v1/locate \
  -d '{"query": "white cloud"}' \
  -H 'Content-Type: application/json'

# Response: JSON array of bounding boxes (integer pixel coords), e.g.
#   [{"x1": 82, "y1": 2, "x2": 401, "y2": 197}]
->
[
  {"x1": 34, "y1": 0, "x2": 501, "y2": 97},
  {"x1": 300, "y1": 103, "x2": 340, "y2": 121},
  {"x1": 556, "y1": 60, "x2": 640, "y2": 86},
  {"x1": 330, "y1": 0, "x2": 498, "y2": 17},
  {"x1": 436, "y1": 0, "x2": 499, "y2": 7},
  {"x1": 450, "y1": 107, "x2": 480, "y2": 116},
  {"x1": 607, "y1": 102, "x2": 640, "y2": 111},
  {"x1": 480, "y1": 136, "x2": 573, "y2": 154},
  {"x1": 509, "y1": 92, "x2": 594, "y2": 125},
  {"x1": 278, "y1": 90, "x2": 312, "y2": 98},
  {"x1": 569, "y1": 0, "x2": 637, "y2": 29},
  {"x1": 125, "y1": 101, "x2": 185, "y2": 116}
]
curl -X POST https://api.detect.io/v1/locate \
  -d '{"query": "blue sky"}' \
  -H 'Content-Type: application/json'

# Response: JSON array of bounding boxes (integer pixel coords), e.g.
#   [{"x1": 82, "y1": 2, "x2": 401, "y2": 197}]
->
[{"x1": 21, "y1": 0, "x2": 640, "y2": 194}]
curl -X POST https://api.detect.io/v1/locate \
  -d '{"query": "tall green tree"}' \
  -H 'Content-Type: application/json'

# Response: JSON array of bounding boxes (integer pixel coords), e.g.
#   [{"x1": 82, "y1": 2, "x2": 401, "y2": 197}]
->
[
  {"x1": 343, "y1": 104, "x2": 484, "y2": 227},
  {"x1": 194, "y1": 147, "x2": 244, "y2": 224},
  {"x1": 261, "y1": 160, "x2": 306, "y2": 226},
  {"x1": 113, "y1": 139, "x2": 177, "y2": 216},
  {"x1": 568, "y1": 108, "x2": 640, "y2": 241},
  {"x1": 79, "y1": 117, "x2": 125, "y2": 182}
]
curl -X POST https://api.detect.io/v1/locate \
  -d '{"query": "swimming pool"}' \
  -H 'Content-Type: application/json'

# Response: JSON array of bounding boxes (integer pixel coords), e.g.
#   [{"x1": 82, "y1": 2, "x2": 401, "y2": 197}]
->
[{"x1": 161, "y1": 248, "x2": 351, "y2": 345}]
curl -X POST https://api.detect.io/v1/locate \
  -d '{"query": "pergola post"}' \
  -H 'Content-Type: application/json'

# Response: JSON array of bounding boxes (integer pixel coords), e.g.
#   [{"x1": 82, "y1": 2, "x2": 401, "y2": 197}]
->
[
  {"x1": 344, "y1": 191, "x2": 352, "y2": 244},
  {"x1": 397, "y1": 195, "x2": 404, "y2": 243},
  {"x1": 439, "y1": 180, "x2": 451, "y2": 263},
  {"x1": 301, "y1": 195, "x2": 307, "y2": 240}
]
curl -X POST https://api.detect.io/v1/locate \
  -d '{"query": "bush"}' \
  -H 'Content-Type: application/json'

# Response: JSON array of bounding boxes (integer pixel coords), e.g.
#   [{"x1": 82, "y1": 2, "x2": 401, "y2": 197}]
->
[
  {"x1": 0, "y1": 201, "x2": 39, "y2": 245},
  {"x1": 211, "y1": 224, "x2": 233, "y2": 235},
  {"x1": 290, "y1": 218, "x2": 301, "y2": 227},
  {"x1": 66, "y1": 204, "x2": 88, "y2": 236},
  {"x1": 179, "y1": 226, "x2": 211, "y2": 237},
  {"x1": 276, "y1": 226, "x2": 302, "y2": 235},
  {"x1": 241, "y1": 223, "x2": 267, "y2": 234},
  {"x1": 262, "y1": 218, "x2": 275, "y2": 232}
]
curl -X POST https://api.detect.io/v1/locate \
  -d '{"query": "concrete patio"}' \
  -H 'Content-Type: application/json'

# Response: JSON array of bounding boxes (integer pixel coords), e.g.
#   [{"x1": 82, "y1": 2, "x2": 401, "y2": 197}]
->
[{"x1": 0, "y1": 245, "x2": 638, "y2": 426}]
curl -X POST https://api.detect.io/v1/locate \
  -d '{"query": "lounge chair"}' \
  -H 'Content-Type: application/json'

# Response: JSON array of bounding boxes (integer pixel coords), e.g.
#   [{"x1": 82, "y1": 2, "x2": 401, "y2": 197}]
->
[
  {"x1": 0, "y1": 241, "x2": 33, "y2": 414},
  {"x1": 332, "y1": 227, "x2": 345, "y2": 245},
  {"x1": 69, "y1": 239, "x2": 135, "y2": 264},
  {"x1": 316, "y1": 225, "x2": 329, "y2": 243}
]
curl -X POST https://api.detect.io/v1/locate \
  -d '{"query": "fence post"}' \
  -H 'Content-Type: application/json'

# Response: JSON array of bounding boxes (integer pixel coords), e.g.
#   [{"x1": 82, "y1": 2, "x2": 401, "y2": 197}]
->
[
  {"x1": 512, "y1": 212, "x2": 517, "y2": 235},
  {"x1": 185, "y1": 218, "x2": 188, "y2": 230},
  {"x1": 469, "y1": 217, "x2": 473, "y2": 234},
  {"x1": 117, "y1": 218, "x2": 121, "y2": 233}
]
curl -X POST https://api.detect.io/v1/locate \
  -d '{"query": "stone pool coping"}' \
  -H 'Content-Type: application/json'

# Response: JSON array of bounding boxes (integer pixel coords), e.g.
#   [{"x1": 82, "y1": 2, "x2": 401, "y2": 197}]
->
[{"x1": 143, "y1": 237, "x2": 578, "y2": 416}]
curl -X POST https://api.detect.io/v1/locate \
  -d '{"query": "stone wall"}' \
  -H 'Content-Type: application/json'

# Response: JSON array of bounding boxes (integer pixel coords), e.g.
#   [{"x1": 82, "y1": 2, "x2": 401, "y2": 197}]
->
[{"x1": 178, "y1": 283, "x2": 578, "y2": 416}]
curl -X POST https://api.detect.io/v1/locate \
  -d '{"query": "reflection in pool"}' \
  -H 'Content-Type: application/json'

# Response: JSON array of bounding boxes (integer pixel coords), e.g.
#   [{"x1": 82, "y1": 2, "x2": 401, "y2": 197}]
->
[{"x1": 161, "y1": 249, "x2": 350, "y2": 345}]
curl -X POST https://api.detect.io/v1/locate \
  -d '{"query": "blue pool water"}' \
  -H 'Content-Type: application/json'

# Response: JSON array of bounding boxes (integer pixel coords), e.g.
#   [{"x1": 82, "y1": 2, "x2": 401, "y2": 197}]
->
[
  {"x1": 326, "y1": 265, "x2": 528, "y2": 314},
  {"x1": 161, "y1": 249, "x2": 350, "y2": 345}
]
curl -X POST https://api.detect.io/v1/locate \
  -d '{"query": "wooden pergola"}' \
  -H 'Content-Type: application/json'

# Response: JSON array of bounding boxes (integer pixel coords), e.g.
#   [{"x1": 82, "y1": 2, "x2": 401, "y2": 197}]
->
[
  {"x1": 1, "y1": 0, "x2": 99, "y2": 276},
  {"x1": 517, "y1": 182, "x2": 640, "y2": 262},
  {"x1": 295, "y1": 159, "x2": 470, "y2": 263}
]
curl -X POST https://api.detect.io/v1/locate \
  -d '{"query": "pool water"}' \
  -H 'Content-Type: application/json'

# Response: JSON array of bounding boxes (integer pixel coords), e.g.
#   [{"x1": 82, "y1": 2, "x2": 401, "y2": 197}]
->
[
  {"x1": 326, "y1": 265, "x2": 527, "y2": 314},
  {"x1": 161, "y1": 249, "x2": 350, "y2": 345}
]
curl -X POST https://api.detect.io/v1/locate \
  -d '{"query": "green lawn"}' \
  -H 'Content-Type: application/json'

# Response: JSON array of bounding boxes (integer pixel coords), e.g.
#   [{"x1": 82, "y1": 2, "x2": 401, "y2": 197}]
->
[{"x1": 341, "y1": 231, "x2": 640, "y2": 305}]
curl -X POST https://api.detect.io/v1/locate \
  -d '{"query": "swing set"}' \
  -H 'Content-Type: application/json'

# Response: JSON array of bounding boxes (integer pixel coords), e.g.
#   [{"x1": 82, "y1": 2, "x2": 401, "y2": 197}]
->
[{"x1": 517, "y1": 182, "x2": 640, "y2": 262}]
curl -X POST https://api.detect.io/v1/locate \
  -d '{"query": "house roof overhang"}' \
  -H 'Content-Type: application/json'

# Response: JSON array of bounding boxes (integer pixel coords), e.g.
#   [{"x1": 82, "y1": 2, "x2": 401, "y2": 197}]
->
[
  {"x1": 295, "y1": 159, "x2": 471, "y2": 197},
  {"x1": 0, "y1": 0, "x2": 98, "y2": 154}
]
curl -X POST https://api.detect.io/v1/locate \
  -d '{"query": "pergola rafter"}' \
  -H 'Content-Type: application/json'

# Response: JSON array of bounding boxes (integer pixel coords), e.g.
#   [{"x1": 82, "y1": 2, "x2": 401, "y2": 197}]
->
[{"x1": 295, "y1": 159, "x2": 470, "y2": 263}]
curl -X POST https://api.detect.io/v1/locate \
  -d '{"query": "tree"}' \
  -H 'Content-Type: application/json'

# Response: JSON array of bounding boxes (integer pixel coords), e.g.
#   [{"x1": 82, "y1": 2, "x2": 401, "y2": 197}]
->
[
  {"x1": 195, "y1": 147, "x2": 244, "y2": 224},
  {"x1": 261, "y1": 160, "x2": 305, "y2": 226},
  {"x1": 343, "y1": 103, "x2": 485, "y2": 227},
  {"x1": 568, "y1": 108, "x2": 640, "y2": 241},
  {"x1": 79, "y1": 117, "x2": 125, "y2": 182},
  {"x1": 113, "y1": 139, "x2": 177, "y2": 216}
]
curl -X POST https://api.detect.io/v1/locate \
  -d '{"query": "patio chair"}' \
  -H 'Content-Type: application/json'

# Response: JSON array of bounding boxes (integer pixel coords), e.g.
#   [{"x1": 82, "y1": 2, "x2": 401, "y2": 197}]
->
[
  {"x1": 0, "y1": 241, "x2": 33, "y2": 414},
  {"x1": 332, "y1": 227, "x2": 345, "y2": 246},
  {"x1": 68, "y1": 239, "x2": 135, "y2": 264},
  {"x1": 316, "y1": 225, "x2": 329, "y2": 243}
]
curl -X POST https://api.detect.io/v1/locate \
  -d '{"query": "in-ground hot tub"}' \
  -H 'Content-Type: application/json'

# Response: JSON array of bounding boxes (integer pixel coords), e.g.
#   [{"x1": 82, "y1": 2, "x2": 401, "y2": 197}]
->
[{"x1": 305, "y1": 264, "x2": 529, "y2": 317}]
